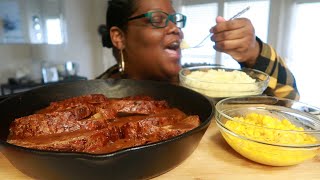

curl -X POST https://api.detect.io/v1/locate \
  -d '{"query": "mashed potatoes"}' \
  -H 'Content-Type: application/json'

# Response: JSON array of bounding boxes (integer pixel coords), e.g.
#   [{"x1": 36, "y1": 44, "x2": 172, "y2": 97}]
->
[{"x1": 181, "y1": 69, "x2": 260, "y2": 97}]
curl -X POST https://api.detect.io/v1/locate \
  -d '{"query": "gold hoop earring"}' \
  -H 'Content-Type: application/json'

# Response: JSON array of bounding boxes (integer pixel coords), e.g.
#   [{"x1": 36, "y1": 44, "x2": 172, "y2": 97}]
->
[{"x1": 119, "y1": 49, "x2": 125, "y2": 73}]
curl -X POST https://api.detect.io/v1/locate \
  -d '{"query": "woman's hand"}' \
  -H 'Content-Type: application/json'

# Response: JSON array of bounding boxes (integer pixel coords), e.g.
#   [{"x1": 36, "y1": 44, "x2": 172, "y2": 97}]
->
[{"x1": 210, "y1": 16, "x2": 260, "y2": 67}]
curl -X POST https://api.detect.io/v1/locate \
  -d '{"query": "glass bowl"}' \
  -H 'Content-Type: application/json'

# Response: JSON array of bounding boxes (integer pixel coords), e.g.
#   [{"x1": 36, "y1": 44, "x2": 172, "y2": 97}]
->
[
  {"x1": 179, "y1": 66, "x2": 270, "y2": 104},
  {"x1": 215, "y1": 96, "x2": 320, "y2": 166}
]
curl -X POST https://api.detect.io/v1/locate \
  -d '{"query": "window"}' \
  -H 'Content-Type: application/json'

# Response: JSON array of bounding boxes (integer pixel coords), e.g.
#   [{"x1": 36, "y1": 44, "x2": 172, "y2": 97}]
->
[
  {"x1": 286, "y1": 2, "x2": 320, "y2": 107},
  {"x1": 180, "y1": 0, "x2": 270, "y2": 67},
  {"x1": 222, "y1": 0, "x2": 270, "y2": 68},
  {"x1": 46, "y1": 18, "x2": 63, "y2": 45},
  {"x1": 181, "y1": 2, "x2": 218, "y2": 65}
]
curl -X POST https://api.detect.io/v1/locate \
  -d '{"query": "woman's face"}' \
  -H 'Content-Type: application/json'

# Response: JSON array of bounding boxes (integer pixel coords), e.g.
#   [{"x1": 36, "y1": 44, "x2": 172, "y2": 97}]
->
[{"x1": 124, "y1": 0, "x2": 183, "y2": 82}]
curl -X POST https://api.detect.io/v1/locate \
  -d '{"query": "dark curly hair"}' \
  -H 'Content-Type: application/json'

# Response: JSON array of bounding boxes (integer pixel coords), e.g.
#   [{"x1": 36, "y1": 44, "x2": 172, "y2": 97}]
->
[{"x1": 98, "y1": 0, "x2": 138, "y2": 48}]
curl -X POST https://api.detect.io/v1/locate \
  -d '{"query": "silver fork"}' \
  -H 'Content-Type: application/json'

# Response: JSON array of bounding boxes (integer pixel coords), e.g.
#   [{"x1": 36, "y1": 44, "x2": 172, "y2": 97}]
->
[{"x1": 183, "y1": 6, "x2": 250, "y2": 49}]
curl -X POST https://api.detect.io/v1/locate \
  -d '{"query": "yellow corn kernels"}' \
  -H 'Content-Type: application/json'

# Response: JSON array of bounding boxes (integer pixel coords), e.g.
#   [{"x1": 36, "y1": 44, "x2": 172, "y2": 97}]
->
[
  {"x1": 225, "y1": 113, "x2": 317, "y2": 145},
  {"x1": 222, "y1": 113, "x2": 319, "y2": 166}
]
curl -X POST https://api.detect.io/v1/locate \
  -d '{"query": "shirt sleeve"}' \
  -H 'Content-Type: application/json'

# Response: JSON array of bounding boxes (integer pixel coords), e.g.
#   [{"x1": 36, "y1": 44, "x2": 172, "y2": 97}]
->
[{"x1": 242, "y1": 37, "x2": 300, "y2": 100}]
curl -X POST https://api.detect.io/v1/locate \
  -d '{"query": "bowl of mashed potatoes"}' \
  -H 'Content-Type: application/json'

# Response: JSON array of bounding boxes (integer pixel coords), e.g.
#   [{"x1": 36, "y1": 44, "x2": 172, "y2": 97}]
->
[
  {"x1": 179, "y1": 66, "x2": 270, "y2": 102},
  {"x1": 215, "y1": 96, "x2": 320, "y2": 166}
]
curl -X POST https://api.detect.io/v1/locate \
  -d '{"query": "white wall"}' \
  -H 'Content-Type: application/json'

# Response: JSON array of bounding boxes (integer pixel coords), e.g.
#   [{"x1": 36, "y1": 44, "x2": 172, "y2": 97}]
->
[
  {"x1": 91, "y1": 0, "x2": 116, "y2": 77},
  {"x1": 30, "y1": 0, "x2": 111, "y2": 80},
  {"x1": 0, "y1": 45, "x2": 32, "y2": 84},
  {"x1": 0, "y1": 0, "x2": 33, "y2": 84}
]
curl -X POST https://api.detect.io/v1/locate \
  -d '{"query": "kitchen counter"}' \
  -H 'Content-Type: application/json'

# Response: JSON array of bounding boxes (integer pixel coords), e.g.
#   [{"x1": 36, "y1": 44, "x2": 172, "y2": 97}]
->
[
  {"x1": 0, "y1": 76, "x2": 87, "y2": 96},
  {"x1": 1, "y1": 121, "x2": 319, "y2": 180}
]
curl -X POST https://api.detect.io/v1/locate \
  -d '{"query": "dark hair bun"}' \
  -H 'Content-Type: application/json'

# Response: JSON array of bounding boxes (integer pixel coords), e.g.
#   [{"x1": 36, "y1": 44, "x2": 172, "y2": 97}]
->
[
  {"x1": 100, "y1": 0, "x2": 135, "y2": 48},
  {"x1": 98, "y1": 24, "x2": 113, "y2": 48}
]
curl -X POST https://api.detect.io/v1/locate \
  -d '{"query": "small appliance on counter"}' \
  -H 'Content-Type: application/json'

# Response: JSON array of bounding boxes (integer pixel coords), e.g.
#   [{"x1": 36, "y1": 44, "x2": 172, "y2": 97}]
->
[
  {"x1": 41, "y1": 66, "x2": 59, "y2": 83},
  {"x1": 65, "y1": 61, "x2": 79, "y2": 76},
  {"x1": 42, "y1": 61, "x2": 82, "y2": 83}
]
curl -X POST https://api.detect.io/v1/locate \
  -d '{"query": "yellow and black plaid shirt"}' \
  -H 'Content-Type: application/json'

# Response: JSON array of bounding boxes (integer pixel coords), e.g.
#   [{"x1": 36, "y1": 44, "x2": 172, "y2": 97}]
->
[{"x1": 244, "y1": 37, "x2": 300, "y2": 100}]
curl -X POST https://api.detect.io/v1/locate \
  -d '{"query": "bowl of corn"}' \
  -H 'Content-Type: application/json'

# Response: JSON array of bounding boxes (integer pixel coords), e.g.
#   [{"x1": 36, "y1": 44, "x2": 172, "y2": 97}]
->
[
  {"x1": 215, "y1": 95, "x2": 320, "y2": 166},
  {"x1": 179, "y1": 66, "x2": 270, "y2": 104}
]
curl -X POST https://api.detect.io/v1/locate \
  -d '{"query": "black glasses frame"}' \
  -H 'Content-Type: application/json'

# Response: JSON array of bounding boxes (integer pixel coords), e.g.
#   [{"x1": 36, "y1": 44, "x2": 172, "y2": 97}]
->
[{"x1": 128, "y1": 10, "x2": 187, "y2": 28}]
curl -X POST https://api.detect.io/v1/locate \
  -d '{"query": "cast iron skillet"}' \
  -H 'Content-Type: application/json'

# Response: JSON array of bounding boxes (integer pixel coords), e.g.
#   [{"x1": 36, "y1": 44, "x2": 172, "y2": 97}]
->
[{"x1": 0, "y1": 79, "x2": 213, "y2": 180}]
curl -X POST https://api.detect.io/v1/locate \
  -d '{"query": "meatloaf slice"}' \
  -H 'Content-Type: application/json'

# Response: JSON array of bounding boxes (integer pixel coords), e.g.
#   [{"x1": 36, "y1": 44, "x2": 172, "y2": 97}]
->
[
  {"x1": 37, "y1": 94, "x2": 108, "y2": 114},
  {"x1": 7, "y1": 104, "x2": 105, "y2": 140}
]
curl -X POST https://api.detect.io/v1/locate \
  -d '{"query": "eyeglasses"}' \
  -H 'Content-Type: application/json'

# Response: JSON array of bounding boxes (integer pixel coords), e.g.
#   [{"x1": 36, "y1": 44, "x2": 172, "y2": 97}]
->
[{"x1": 128, "y1": 10, "x2": 187, "y2": 29}]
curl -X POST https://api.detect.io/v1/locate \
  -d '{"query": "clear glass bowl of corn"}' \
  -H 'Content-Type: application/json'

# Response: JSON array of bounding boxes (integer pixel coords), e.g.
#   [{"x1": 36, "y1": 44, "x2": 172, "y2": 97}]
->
[{"x1": 215, "y1": 96, "x2": 320, "y2": 166}]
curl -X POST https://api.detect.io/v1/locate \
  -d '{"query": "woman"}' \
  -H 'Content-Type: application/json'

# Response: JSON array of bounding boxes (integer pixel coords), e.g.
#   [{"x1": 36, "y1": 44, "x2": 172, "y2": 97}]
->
[
  {"x1": 98, "y1": 0, "x2": 299, "y2": 100},
  {"x1": 98, "y1": 0, "x2": 183, "y2": 83}
]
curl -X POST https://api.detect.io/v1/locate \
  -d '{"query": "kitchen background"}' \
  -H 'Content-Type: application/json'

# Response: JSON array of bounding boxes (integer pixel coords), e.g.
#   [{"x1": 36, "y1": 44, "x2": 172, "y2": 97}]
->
[
  {"x1": 0, "y1": 0, "x2": 111, "y2": 87},
  {"x1": 0, "y1": 0, "x2": 320, "y2": 107}
]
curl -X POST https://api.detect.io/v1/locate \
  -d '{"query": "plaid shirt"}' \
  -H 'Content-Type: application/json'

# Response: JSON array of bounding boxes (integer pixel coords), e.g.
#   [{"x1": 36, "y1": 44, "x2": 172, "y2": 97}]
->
[{"x1": 246, "y1": 37, "x2": 300, "y2": 100}]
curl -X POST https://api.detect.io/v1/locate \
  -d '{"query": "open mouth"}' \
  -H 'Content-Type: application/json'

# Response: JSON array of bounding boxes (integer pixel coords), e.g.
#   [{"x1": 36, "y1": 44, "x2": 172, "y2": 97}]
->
[
  {"x1": 166, "y1": 41, "x2": 181, "y2": 51},
  {"x1": 165, "y1": 41, "x2": 181, "y2": 58}
]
